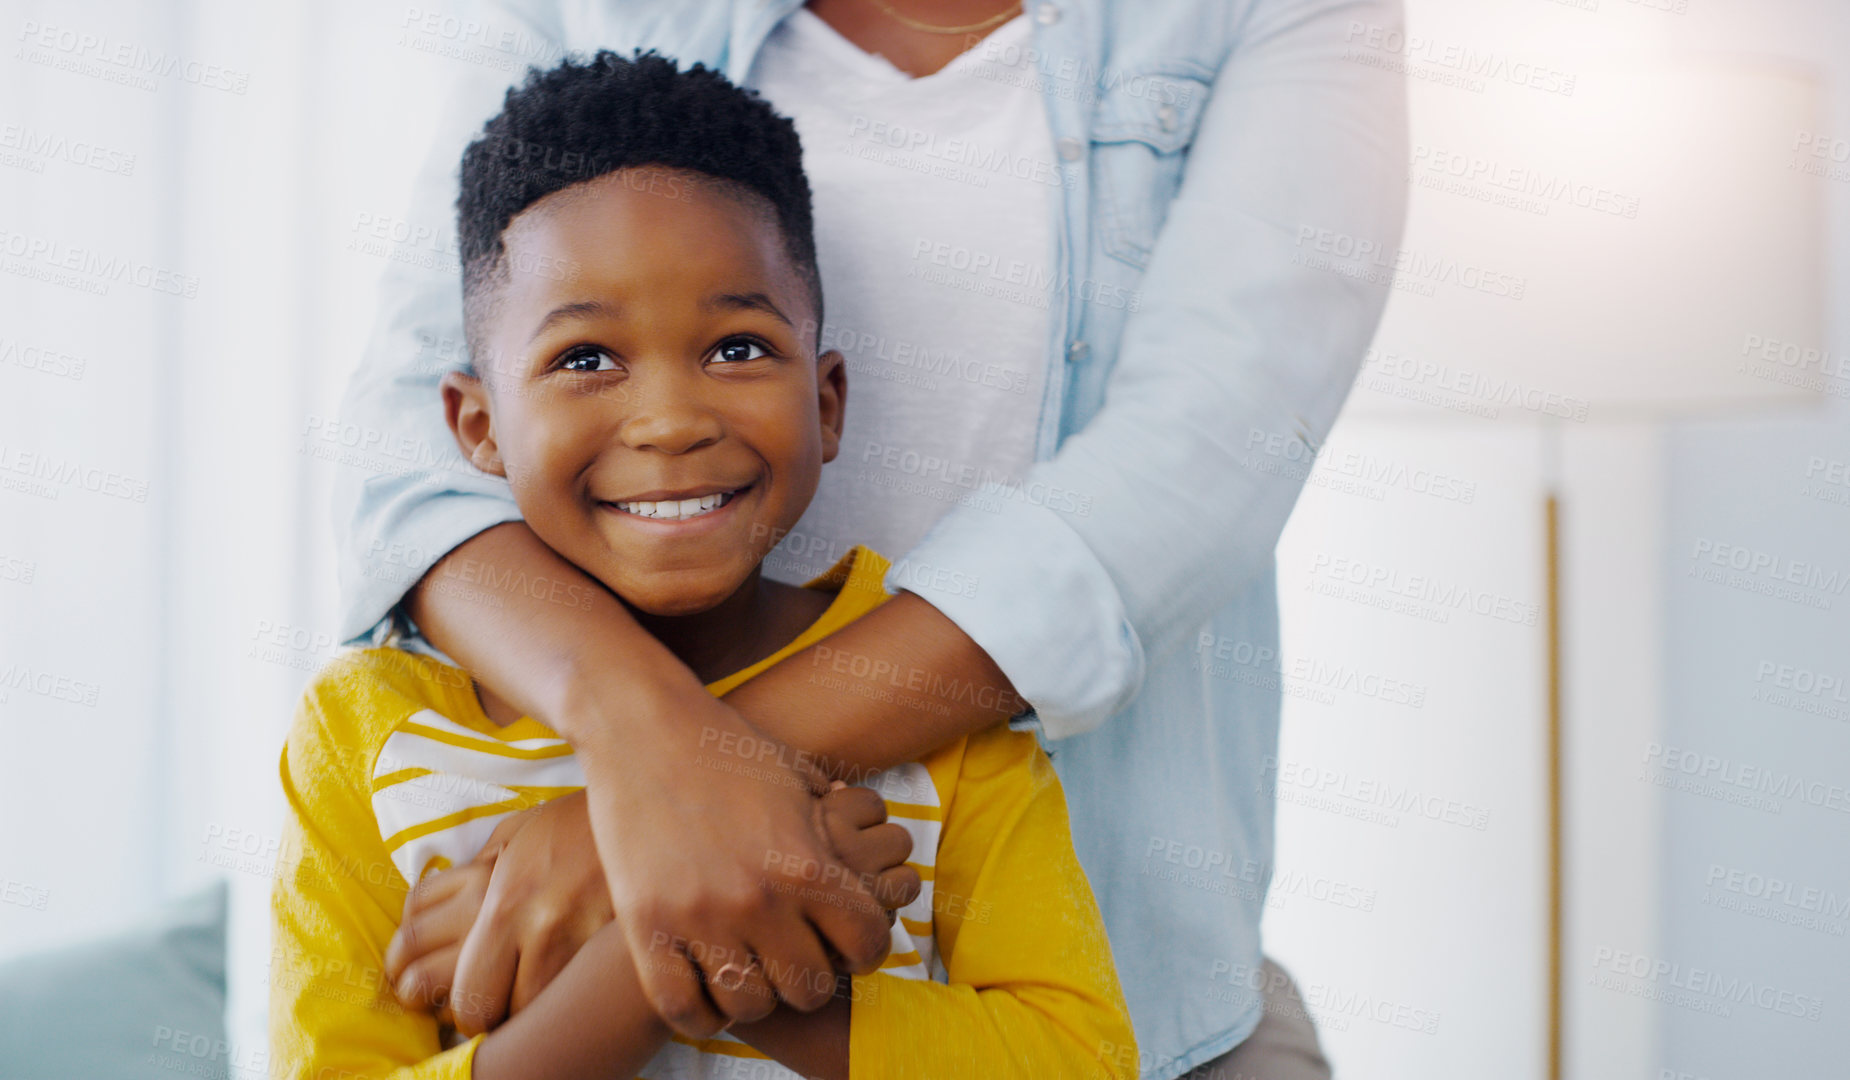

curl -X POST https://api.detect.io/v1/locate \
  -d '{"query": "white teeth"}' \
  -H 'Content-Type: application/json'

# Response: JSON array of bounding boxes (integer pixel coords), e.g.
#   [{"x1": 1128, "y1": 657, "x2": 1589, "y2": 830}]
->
[{"x1": 614, "y1": 490, "x2": 734, "y2": 520}]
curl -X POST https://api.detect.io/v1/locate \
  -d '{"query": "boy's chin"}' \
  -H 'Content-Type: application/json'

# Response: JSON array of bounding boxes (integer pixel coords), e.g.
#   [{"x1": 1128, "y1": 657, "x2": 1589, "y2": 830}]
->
[{"x1": 610, "y1": 567, "x2": 752, "y2": 618}]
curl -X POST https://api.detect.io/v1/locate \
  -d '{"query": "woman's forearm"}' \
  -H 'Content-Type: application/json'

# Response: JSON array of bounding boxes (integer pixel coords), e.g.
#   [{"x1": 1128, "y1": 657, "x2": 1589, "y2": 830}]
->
[
  {"x1": 723, "y1": 590, "x2": 1024, "y2": 775},
  {"x1": 470, "y1": 923, "x2": 669, "y2": 1080},
  {"x1": 405, "y1": 521, "x2": 708, "y2": 748},
  {"x1": 409, "y1": 523, "x2": 1020, "y2": 771}
]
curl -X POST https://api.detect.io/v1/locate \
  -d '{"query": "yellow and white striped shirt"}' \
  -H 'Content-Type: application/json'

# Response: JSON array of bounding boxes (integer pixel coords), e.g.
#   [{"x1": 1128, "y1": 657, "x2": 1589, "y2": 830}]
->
[{"x1": 270, "y1": 546, "x2": 1136, "y2": 1079}]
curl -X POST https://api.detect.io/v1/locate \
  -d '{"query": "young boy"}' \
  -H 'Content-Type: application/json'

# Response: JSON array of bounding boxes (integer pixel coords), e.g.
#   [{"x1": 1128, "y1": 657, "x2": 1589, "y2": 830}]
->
[{"x1": 270, "y1": 51, "x2": 1135, "y2": 1080}]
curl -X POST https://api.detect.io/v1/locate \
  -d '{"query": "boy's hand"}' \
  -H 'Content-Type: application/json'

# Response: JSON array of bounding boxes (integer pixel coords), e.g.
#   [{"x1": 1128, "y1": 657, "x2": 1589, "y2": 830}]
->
[
  {"x1": 383, "y1": 810, "x2": 528, "y2": 1027},
  {"x1": 814, "y1": 781, "x2": 923, "y2": 920},
  {"x1": 383, "y1": 773, "x2": 920, "y2": 1033},
  {"x1": 383, "y1": 792, "x2": 610, "y2": 1035}
]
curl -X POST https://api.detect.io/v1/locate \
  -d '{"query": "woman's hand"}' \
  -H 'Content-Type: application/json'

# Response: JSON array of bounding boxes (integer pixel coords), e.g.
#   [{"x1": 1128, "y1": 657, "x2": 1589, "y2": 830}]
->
[
  {"x1": 573, "y1": 691, "x2": 898, "y2": 1036},
  {"x1": 384, "y1": 781, "x2": 922, "y2": 1034}
]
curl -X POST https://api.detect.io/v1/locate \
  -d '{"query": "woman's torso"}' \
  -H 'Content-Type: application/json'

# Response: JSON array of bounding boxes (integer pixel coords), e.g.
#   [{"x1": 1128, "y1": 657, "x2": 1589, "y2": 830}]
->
[{"x1": 747, "y1": 9, "x2": 1058, "y2": 582}]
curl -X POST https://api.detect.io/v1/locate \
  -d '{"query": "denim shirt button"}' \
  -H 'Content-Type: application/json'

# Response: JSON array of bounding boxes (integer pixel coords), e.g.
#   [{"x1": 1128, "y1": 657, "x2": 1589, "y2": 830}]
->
[
  {"x1": 1034, "y1": 3, "x2": 1061, "y2": 26},
  {"x1": 1158, "y1": 103, "x2": 1179, "y2": 132},
  {"x1": 1056, "y1": 136, "x2": 1084, "y2": 162},
  {"x1": 1067, "y1": 339, "x2": 1090, "y2": 364}
]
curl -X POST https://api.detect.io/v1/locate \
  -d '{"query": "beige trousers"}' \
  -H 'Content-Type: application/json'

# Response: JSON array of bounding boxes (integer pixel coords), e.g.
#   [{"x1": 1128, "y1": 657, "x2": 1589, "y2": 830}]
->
[{"x1": 1188, "y1": 958, "x2": 1332, "y2": 1080}]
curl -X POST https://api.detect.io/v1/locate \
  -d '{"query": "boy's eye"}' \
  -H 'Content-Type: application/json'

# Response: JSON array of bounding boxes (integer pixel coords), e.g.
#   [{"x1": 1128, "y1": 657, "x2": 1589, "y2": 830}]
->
[
  {"x1": 559, "y1": 347, "x2": 617, "y2": 373},
  {"x1": 711, "y1": 339, "x2": 770, "y2": 365}
]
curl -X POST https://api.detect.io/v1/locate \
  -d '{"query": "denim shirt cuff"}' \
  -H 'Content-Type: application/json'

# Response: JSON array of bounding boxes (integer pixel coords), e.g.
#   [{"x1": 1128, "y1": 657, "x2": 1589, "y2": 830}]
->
[{"x1": 889, "y1": 488, "x2": 1145, "y2": 740}]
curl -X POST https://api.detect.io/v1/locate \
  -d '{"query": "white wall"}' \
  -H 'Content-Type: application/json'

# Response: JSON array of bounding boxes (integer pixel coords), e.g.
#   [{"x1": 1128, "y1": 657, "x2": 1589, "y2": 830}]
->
[
  {"x1": 0, "y1": 0, "x2": 466, "y2": 1062},
  {"x1": 1653, "y1": 3, "x2": 1850, "y2": 1077},
  {"x1": 1265, "y1": 2, "x2": 1850, "y2": 1077},
  {"x1": 1268, "y1": 421, "x2": 1550, "y2": 1076}
]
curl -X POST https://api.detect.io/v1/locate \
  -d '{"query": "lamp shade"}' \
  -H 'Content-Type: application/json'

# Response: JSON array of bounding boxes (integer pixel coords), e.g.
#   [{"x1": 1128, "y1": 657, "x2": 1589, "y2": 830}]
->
[{"x1": 1348, "y1": 57, "x2": 1829, "y2": 423}]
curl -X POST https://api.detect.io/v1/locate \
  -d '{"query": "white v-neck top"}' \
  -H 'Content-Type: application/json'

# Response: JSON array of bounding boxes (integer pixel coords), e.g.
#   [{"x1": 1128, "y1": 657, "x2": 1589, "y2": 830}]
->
[{"x1": 747, "y1": 9, "x2": 1056, "y2": 585}]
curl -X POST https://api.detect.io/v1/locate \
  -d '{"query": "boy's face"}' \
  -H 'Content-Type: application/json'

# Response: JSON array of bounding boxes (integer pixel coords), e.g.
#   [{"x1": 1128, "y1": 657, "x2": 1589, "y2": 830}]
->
[{"x1": 444, "y1": 167, "x2": 843, "y2": 616}]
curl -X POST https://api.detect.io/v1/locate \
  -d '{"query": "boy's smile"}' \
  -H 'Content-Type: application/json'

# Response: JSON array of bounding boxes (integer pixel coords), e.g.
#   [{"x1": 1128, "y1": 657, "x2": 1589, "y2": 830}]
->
[{"x1": 443, "y1": 166, "x2": 844, "y2": 622}]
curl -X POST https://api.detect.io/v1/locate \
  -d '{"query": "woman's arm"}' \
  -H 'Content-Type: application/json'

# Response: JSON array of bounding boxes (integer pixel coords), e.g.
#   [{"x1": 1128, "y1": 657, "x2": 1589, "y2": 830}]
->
[
  {"x1": 887, "y1": 0, "x2": 1410, "y2": 740},
  {"x1": 406, "y1": 523, "x2": 902, "y2": 1038},
  {"x1": 408, "y1": 523, "x2": 1020, "y2": 772}
]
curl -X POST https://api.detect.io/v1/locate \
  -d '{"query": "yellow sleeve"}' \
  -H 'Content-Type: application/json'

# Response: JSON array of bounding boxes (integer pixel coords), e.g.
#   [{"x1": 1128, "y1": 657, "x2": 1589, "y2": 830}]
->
[
  {"x1": 269, "y1": 673, "x2": 483, "y2": 1080},
  {"x1": 847, "y1": 727, "x2": 1138, "y2": 1079}
]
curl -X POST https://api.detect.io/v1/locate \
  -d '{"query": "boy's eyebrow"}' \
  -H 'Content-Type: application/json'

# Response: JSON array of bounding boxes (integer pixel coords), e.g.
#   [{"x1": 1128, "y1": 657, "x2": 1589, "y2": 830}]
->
[
  {"x1": 703, "y1": 291, "x2": 792, "y2": 328},
  {"x1": 528, "y1": 299, "x2": 620, "y2": 343}
]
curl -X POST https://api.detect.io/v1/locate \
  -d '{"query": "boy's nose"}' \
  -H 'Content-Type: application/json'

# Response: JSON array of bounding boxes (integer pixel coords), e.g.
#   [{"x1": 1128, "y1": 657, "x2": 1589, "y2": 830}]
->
[{"x1": 617, "y1": 398, "x2": 724, "y2": 455}]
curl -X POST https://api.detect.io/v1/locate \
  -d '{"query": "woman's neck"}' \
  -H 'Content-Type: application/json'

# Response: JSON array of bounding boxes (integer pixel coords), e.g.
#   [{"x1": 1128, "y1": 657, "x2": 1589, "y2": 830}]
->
[{"x1": 804, "y1": 0, "x2": 1020, "y2": 78}]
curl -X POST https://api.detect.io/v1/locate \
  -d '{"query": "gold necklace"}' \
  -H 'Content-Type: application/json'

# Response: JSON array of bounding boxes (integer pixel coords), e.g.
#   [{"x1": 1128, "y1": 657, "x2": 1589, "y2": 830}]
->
[{"x1": 866, "y1": 0, "x2": 1018, "y2": 35}]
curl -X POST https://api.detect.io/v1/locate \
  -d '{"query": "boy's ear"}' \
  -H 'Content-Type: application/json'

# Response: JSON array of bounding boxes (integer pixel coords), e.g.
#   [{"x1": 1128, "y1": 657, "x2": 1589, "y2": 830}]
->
[
  {"x1": 816, "y1": 349, "x2": 847, "y2": 464},
  {"x1": 441, "y1": 371, "x2": 507, "y2": 477}
]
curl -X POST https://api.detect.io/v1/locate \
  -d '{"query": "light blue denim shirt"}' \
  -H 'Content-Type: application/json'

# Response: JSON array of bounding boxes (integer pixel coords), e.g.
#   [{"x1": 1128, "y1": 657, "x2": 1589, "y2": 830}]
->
[{"x1": 334, "y1": 1, "x2": 1406, "y2": 1074}]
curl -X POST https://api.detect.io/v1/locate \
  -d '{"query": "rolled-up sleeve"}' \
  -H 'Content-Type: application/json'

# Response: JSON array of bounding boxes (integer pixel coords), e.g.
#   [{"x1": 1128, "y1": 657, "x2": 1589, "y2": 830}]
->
[
  {"x1": 899, "y1": 0, "x2": 1409, "y2": 739},
  {"x1": 332, "y1": 1, "x2": 567, "y2": 642}
]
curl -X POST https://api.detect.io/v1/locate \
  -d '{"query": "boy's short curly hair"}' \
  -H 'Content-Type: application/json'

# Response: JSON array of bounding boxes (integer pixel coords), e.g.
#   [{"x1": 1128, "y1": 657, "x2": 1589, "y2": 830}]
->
[{"x1": 457, "y1": 50, "x2": 820, "y2": 350}]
